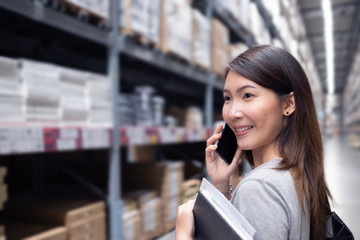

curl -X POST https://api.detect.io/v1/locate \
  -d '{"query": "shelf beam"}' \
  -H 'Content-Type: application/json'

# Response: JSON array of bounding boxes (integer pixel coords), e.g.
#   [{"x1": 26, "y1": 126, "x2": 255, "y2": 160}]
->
[{"x1": 0, "y1": 0, "x2": 108, "y2": 46}]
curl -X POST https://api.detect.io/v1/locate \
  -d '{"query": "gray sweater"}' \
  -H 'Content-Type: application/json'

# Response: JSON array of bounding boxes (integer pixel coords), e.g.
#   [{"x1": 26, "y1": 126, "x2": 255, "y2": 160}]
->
[{"x1": 231, "y1": 158, "x2": 310, "y2": 240}]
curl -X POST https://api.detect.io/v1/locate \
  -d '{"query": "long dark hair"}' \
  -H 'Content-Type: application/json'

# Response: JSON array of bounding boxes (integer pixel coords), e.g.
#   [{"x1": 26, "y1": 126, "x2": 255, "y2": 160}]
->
[{"x1": 224, "y1": 45, "x2": 332, "y2": 239}]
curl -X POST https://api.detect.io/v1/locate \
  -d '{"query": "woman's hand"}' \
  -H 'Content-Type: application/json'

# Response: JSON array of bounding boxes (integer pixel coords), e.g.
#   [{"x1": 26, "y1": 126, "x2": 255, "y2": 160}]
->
[
  {"x1": 205, "y1": 123, "x2": 242, "y2": 194},
  {"x1": 175, "y1": 199, "x2": 195, "y2": 240}
]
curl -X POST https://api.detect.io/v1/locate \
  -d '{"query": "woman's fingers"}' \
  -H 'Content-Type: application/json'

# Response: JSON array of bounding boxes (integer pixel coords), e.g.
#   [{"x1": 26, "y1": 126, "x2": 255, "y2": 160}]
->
[
  {"x1": 176, "y1": 200, "x2": 196, "y2": 239},
  {"x1": 214, "y1": 122, "x2": 224, "y2": 134}
]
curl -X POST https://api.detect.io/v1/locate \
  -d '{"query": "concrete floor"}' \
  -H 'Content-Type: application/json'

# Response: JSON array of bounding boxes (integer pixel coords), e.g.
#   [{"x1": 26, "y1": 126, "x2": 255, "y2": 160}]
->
[{"x1": 324, "y1": 136, "x2": 360, "y2": 239}]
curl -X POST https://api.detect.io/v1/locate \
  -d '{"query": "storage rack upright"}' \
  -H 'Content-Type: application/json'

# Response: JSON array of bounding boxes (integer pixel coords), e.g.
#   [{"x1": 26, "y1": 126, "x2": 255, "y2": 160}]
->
[{"x1": 0, "y1": 0, "x2": 309, "y2": 239}]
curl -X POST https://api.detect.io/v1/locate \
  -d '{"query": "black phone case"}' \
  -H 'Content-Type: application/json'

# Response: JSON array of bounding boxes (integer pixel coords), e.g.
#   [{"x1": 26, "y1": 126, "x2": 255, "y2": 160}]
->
[{"x1": 215, "y1": 123, "x2": 238, "y2": 164}]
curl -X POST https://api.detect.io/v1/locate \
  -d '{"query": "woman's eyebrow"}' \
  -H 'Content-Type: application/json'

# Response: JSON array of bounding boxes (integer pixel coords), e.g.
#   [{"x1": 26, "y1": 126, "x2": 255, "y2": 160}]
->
[{"x1": 223, "y1": 85, "x2": 256, "y2": 93}]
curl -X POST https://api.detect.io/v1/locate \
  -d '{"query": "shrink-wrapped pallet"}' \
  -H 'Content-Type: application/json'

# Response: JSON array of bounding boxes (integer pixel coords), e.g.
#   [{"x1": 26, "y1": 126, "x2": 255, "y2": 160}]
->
[
  {"x1": 119, "y1": 0, "x2": 161, "y2": 45},
  {"x1": 229, "y1": 42, "x2": 249, "y2": 61},
  {"x1": 160, "y1": 0, "x2": 192, "y2": 61},
  {"x1": 191, "y1": 9, "x2": 210, "y2": 70},
  {"x1": 20, "y1": 59, "x2": 60, "y2": 123},
  {"x1": 58, "y1": 67, "x2": 88, "y2": 125},
  {"x1": 211, "y1": 19, "x2": 230, "y2": 75},
  {"x1": 0, "y1": 56, "x2": 24, "y2": 123},
  {"x1": 124, "y1": 161, "x2": 185, "y2": 232},
  {"x1": 59, "y1": 0, "x2": 109, "y2": 20},
  {"x1": 86, "y1": 73, "x2": 112, "y2": 126}
]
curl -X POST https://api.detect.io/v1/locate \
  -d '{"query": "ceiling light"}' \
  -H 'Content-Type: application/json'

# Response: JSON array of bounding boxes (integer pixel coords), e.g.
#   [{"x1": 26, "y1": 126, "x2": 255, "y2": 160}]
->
[{"x1": 322, "y1": 0, "x2": 334, "y2": 94}]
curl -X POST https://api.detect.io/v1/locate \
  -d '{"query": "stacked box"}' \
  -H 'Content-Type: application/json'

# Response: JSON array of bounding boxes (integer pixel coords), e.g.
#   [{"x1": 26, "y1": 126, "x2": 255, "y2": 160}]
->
[
  {"x1": 160, "y1": 0, "x2": 192, "y2": 61},
  {"x1": 181, "y1": 179, "x2": 201, "y2": 204},
  {"x1": 58, "y1": 67, "x2": 88, "y2": 125},
  {"x1": 0, "y1": 225, "x2": 4, "y2": 240},
  {"x1": 238, "y1": 0, "x2": 251, "y2": 30},
  {"x1": 20, "y1": 59, "x2": 60, "y2": 123},
  {"x1": 119, "y1": 0, "x2": 161, "y2": 45},
  {"x1": 4, "y1": 199, "x2": 106, "y2": 240},
  {"x1": 86, "y1": 73, "x2": 112, "y2": 126},
  {"x1": 0, "y1": 167, "x2": 7, "y2": 211},
  {"x1": 59, "y1": 0, "x2": 109, "y2": 20},
  {"x1": 220, "y1": 0, "x2": 239, "y2": 20},
  {"x1": 249, "y1": 2, "x2": 271, "y2": 45},
  {"x1": 191, "y1": 9, "x2": 210, "y2": 70},
  {"x1": 0, "y1": 56, "x2": 24, "y2": 123},
  {"x1": 122, "y1": 199, "x2": 142, "y2": 240},
  {"x1": 229, "y1": 42, "x2": 249, "y2": 61},
  {"x1": 124, "y1": 161, "x2": 185, "y2": 232},
  {"x1": 5, "y1": 223, "x2": 67, "y2": 240},
  {"x1": 211, "y1": 19, "x2": 230, "y2": 75},
  {"x1": 126, "y1": 190, "x2": 163, "y2": 240}
]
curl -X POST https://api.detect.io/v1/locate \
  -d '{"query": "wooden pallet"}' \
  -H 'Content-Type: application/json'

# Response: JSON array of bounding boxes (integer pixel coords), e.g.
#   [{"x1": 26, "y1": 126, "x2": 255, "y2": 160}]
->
[
  {"x1": 57, "y1": 0, "x2": 109, "y2": 27},
  {"x1": 120, "y1": 27, "x2": 158, "y2": 48}
]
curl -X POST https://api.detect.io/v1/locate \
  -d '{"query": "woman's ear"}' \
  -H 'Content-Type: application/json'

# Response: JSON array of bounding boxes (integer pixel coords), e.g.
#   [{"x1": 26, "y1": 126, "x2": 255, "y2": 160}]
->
[{"x1": 283, "y1": 92, "x2": 295, "y2": 116}]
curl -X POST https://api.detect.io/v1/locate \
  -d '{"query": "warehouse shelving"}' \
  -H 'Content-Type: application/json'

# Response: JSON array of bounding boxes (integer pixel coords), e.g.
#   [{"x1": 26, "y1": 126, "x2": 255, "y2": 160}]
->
[
  {"x1": 0, "y1": 125, "x2": 210, "y2": 155},
  {"x1": 0, "y1": 0, "x2": 295, "y2": 239}
]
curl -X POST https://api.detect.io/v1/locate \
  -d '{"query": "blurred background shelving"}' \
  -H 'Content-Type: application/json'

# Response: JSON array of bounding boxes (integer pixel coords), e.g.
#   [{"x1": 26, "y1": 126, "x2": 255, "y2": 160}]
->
[{"x1": 0, "y1": 0, "x2": 359, "y2": 239}]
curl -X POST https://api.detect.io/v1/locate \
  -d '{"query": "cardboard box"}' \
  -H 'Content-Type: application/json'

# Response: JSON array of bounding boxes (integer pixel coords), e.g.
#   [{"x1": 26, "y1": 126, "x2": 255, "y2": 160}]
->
[
  {"x1": 3, "y1": 199, "x2": 105, "y2": 228},
  {"x1": 124, "y1": 161, "x2": 184, "y2": 199},
  {"x1": 160, "y1": 0, "x2": 192, "y2": 61},
  {"x1": 191, "y1": 9, "x2": 210, "y2": 70},
  {"x1": 6, "y1": 223, "x2": 66, "y2": 240},
  {"x1": 126, "y1": 190, "x2": 163, "y2": 240},
  {"x1": 181, "y1": 179, "x2": 201, "y2": 203},
  {"x1": 128, "y1": 145, "x2": 157, "y2": 163},
  {"x1": 122, "y1": 205, "x2": 142, "y2": 240},
  {"x1": 67, "y1": 213, "x2": 106, "y2": 239},
  {"x1": 211, "y1": 19, "x2": 230, "y2": 75},
  {"x1": 119, "y1": 0, "x2": 161, "y2": 45}
]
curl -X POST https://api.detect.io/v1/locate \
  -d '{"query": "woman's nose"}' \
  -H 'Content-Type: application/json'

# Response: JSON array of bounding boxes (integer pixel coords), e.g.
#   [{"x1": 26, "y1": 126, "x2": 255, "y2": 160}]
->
[{"x1": 230, "y1": 109, "x2": 244, "y2": 119}]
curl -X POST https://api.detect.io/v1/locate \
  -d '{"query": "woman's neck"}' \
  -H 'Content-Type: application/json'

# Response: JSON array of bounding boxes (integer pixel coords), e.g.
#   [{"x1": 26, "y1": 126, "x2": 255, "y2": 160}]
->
[{"x1": 252, "y1": 143, "x2": 282, "y2": 168}]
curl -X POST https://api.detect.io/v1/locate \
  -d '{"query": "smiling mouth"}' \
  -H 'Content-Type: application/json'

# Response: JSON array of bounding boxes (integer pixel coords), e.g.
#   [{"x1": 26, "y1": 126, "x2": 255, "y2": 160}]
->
[{"x1": 235, "y1": 126, "x2": 254, "y2": 133}]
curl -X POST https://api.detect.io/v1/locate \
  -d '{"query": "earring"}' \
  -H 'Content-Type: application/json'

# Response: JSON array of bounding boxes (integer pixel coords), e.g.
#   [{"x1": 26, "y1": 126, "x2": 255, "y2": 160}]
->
[{"x1": 286, "y1": 112, "x2": 289, "y2": 115}]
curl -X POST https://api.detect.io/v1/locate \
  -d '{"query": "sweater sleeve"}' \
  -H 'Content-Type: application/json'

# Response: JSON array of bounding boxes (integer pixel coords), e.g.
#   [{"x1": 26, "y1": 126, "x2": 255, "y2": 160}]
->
[{"x1": 231, "y1": 178, "x2": 289, "y2": 240}]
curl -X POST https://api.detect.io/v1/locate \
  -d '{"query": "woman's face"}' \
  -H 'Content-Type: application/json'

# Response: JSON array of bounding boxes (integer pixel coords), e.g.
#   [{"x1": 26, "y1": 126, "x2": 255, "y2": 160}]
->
[{"x1": 222, "y1": 70, "x2": 285, "y2": 155}]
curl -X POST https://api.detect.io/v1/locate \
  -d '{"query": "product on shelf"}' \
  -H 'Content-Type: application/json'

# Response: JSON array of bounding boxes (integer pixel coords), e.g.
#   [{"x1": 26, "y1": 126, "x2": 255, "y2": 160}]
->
[
  {"x1": 152, "y1": 96, "x2": 165, "y2": 126},
  {"x1": 125, "y1": 190, "x2": 163, "y2": 240},
  {"x1": 0, "y1": 56, "x2": 23, "y2": 123},
  {"x1": 248, "y1": 2, "x2": 271, "y2": 45},
  {"x1": 211, "y1": 19, "x2": 230, "y2": 75},
  {"x1": 238, "y1": 0, "x2": 251, "y2": 30},
  {"x1": 155, "y1": 229, "x2": 175, "y2": 240},
  {"x1": 160, "y1": 0, "x2": 192, "y2": 61},
  {"x1": 59, "y1": 0, "x2": 109, "y2": 21},
  {"x1": 135, "y1": 85, "x2": 155, "y2": 126},
  {"x1": 229, "y1": 43, "x2": 249, "y2": 61},
  {"x1": 181, "y1": 179, "x2": 201, "y2": 204},
  {"x1": 120, "y1": 0, "x2": 161, "y2": 45},
  {"x1": 220, "y1": 0, "x2": 239, "y2": 20},
  {"x1": 118, "y1": 93, "x2": 136, "y2": 126},
  {"x1": 86, "y1": 73, "x2": 112, "y2": 126},
  {"x1": 166, "y1": 106, "x2": 204, "y2": 128},
  {"x1": 0, "y1": 225, "x2": 4, "y2": 240},
  {"x1": 2, "y1": 199, "x2": 106, "y2": 240},
  {"x1": 5, "y1": 223, "x2": 67, "y2": 240},
  {"x1": 0, "y1": 167, "x2": 7, "y2": 211},
  {"x1": 122, "y1": 199, "x2": 142, "y2": 240},
  {"x1": 124, "y1": 161, "x2": 185, "y2": 233},
  {"x1": 58, "y1": 67, "x2": 88, "y2": 125},
  {"x1": 20, "y1": 59, "x2": 60, "y2": 123},
  {"x1": 191, "y1": 9, "x2": 210, "y2": 70}
]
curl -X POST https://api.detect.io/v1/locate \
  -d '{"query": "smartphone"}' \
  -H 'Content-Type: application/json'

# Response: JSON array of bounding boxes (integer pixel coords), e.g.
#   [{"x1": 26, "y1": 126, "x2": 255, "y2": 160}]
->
[{"x1": 215, "y1": 123, "x2": 238, "y2": 165}]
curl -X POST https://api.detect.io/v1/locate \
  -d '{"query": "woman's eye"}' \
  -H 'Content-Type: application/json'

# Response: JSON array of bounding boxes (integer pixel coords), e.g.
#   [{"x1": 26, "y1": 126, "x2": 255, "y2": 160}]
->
[
  {"x1": 224, "y1": 96, "x2": 231, "y2": 101},
  {"x1": 243, "y1": 93, "x2": 254, "y2": 99}
]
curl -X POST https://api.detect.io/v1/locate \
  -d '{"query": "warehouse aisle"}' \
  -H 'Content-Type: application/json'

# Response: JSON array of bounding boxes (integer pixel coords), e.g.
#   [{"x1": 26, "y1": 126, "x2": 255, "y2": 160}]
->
[{"x1": 324, "y1": 136, "x2": 360, "y2": 239}]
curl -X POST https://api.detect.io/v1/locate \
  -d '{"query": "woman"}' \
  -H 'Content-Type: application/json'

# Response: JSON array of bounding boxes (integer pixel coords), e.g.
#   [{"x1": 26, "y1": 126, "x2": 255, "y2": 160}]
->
[{"x1": 176, "y1": 45, "x2": 332, "y2": 240}]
